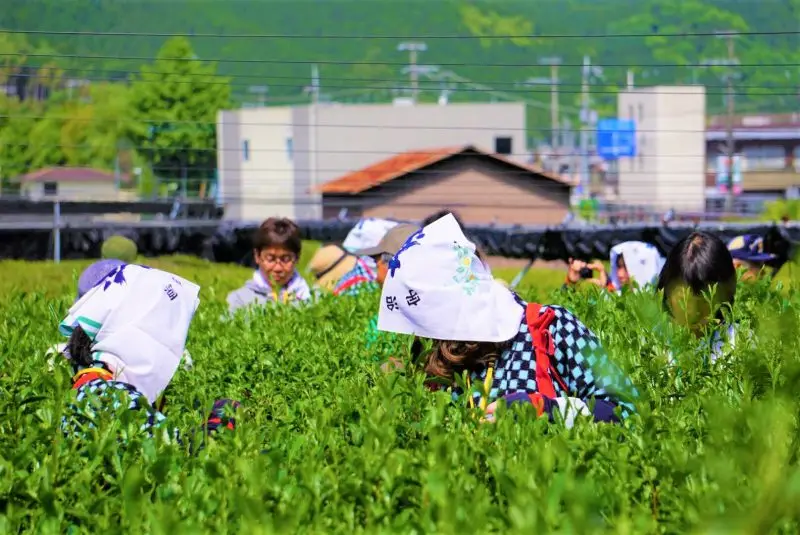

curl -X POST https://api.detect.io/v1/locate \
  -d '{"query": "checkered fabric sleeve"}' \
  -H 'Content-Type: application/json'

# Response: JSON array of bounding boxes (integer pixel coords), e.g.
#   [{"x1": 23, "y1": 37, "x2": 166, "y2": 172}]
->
[
  {"x1": 539, "y1": 305, "x2": 638, "y2": 418},
  {"x1": 62, "y1": 379, "x2": 170, "y2": 439},
  {"x1": 464, "y1": 305, "x2": 637, "y2": 421}
]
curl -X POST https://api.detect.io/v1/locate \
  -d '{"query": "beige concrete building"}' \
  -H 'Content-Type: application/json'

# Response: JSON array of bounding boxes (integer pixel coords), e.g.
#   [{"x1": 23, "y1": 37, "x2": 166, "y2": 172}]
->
[
  {"x1": 616, "y1": 86, "x2": 707, "y2": 211},
  {"x1": 216, "y1": 102, "x2": 528, "y2": 221}
]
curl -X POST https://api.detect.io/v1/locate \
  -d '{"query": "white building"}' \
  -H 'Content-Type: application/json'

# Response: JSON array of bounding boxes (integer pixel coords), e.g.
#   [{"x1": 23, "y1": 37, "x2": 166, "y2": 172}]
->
[
  {"x1": 216, "y1": 102, "x2": 528, "y2": 221},
  {"x1": 616, "y1": 86, "x2": 707, "y2": 211}
]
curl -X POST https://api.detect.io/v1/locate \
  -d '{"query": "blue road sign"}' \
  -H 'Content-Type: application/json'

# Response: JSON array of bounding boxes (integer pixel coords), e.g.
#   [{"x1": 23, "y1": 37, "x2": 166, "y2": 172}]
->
[{"x1": 597, "y1": 118, "x2": 636, "y2": 160}]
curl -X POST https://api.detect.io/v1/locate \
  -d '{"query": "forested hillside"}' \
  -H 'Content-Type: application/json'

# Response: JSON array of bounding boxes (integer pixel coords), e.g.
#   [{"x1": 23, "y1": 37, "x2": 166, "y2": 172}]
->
[
  {"x1": 0, "y1": 0, "x2": 796, "y2": 193},
  {"x1": 1, "y1": 0, "x2": 798, "y2": 116}
]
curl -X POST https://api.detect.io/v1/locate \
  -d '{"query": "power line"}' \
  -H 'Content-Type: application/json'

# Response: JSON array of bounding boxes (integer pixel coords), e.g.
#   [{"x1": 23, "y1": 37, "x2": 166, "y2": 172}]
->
[
  {"x1": 1, "y1": 75, "x2": 791, "y2": 96},
  {"x1": 2, "y1": 51, "x2": 796, "y2": 70},
  {"x1": 1, "y1": 163, "x2": 740, "y2": 180},
  {"x1": 11, "y1": 65, "x2": 798, "y2": 92},
  {"x1": 1, "y1": 114, "x2": 794, "y2": 134},
  {"x1": 0, "y1": 195, "x2": 695, "y2": 211},
  {"x1": 1, "y1": 142, "x2": 738, "y2": 159},
  {"x1": 3, "y1": 28, "x2": 797, "y2": 39}
]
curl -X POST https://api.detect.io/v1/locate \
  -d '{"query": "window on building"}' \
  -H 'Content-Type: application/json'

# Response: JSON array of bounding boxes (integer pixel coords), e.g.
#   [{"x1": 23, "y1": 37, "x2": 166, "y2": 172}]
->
[
  {"x1": 793, "y1": 145, "x2": 800, "y2": 171},
  {"x1": 286, "y1": 137, "x2": 293, "y2": 161},
  {"x1": 43, "y1": 182, "x2": 58, "y2": 195},
  {"x1": 494, "y1": 136, "x2": 512, "y2": 155},
  {"x1": 741, "y1": 145, "x2": 786, "y2": 171},
  {"x1": 242, "y1": 140, "x2": 250, "y2": 161},
  {"x1": 707, "y1": 148, "x2": 721, "y2": 172}
]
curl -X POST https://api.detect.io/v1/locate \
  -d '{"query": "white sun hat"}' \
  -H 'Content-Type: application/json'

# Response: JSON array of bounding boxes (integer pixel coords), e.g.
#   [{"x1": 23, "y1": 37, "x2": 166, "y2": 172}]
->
[
  {"x1": 342, "y1": 218, "x2": 399, "y2": 254},
  {"x1": 377, "y1": 214, "x2": 523, "y2": 342}
]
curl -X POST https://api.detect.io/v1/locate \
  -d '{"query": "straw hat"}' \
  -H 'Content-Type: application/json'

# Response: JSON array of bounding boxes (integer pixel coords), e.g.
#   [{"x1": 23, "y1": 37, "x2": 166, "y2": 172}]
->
[{"x1": 307, "y1": 244, "x2": 358, "y2": 290}]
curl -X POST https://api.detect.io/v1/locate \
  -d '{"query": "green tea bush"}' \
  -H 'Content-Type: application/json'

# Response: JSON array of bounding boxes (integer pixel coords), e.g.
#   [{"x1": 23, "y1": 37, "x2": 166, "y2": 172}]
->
[
  {"x1": 100, "y1": 236, "x2": 139, "y2": 263},
  {"x1": 2, "y1": 258, "x2": 800, "y2": 533}
]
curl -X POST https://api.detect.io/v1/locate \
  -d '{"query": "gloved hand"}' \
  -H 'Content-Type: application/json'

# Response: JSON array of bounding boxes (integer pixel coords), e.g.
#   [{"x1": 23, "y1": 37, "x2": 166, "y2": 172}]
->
[{"x1": 206, "y1": 399, "x2": 241, "y2": 433}]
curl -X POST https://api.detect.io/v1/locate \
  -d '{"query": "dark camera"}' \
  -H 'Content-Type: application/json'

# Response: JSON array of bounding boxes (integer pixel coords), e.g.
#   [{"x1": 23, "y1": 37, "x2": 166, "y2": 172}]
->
[{"x1": 579, "y1": 267, "x2": 593, "y2": 279}]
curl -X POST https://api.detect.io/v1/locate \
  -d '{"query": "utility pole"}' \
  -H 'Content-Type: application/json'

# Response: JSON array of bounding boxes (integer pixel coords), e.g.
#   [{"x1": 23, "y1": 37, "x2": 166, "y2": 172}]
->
[
  {"x1": 576, "y1": 56, "x2": 604, "y2": 202},
  {"x1": 720, "y1": 31, "x2": 739, "y2": 214},
  {"x1": 309, "y1": 64, "x2": 320, "y2": 218},
  {"x1": 539, "y1": 57, "x2": 562, "y2": 149},
  {"x1": 580, "y1": 55, "x2": 591, "y2": 201},
  {"x1": 702, "y1": 31, "x2": 740, "y2": 213},
  {"x1": 397, "y1": 42, "x2": 427, "y2": 101}
]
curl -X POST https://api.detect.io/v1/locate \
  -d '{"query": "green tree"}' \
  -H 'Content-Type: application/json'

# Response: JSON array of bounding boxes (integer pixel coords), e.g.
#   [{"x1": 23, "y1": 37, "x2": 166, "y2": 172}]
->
[
  {"x1": 128, "y1": 36, "x2": 231, "y2": 197},
  {"x1": 60, "y1": 83, "x2": 137, "y2": 170},
  {"x1": 0, "y1": 99, "x2": 61, "y2": 186},
  {"x1": 612, "y1": 0, "x2": 749, "y2": 84},
  {"x1": 458, "y1": 2, "x2": 535, "y2": 49}
]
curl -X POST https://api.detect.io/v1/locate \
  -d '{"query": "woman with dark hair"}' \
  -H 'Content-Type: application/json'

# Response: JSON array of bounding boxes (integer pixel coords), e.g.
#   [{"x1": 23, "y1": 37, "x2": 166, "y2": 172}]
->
[
  {"x1": 376, "y1": 214, "x2": 638, "y2": 426},
  {"x1": 656, "y1": 231, "x2": 738, "y2": 361}
]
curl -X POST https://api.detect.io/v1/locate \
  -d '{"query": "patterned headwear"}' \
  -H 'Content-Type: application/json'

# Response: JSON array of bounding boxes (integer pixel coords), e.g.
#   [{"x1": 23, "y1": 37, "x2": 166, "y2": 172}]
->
[
  {"x1": 377, "y1": 214, "x2": 522, "y2": 342},
  {"x1": 609, "y1": 241, "x2": 665, "y2": 291},
  {"x1": 76, "y1": 259, "x2": 126, "y2": 300},
  {"x1": 727, "y1": 234, "x2": 776, "y2": 263},
  {"x1": 59, "y1": 264, "x2": 200, "y2": 403},
  {"x1": 342, "y1": 218, "x2": 399, "y2": 254}
]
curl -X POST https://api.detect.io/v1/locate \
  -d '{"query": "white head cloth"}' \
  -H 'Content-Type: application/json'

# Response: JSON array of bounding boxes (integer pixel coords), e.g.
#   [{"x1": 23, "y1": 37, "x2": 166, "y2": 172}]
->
[
  {"x1": 377, "y1": 214, "x2": 523, "y2": 342},
  {"x1": 58, "y1": 264, "x2": 200, "y2": 403},
  {"x1": 342, "y1": 218, "x2": 399, "y2": 254},
  {"x1": 609, "y1": 241, "x2": 665, "y2": 291}
]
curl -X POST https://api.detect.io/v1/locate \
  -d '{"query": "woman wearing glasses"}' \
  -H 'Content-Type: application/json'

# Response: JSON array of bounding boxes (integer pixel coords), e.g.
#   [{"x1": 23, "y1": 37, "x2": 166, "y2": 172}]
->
[{"x1": 227, "y1": 217, "x2": 312, "y2": 314}]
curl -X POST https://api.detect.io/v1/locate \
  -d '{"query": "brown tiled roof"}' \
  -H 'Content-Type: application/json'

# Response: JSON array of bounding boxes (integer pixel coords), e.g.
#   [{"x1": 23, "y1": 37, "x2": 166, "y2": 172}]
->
[
  {"x1": 17, "y1": 167, "x2": 129, "y2": 183},
  {"x1": 316, "y1": 145, "x2": 573, "y2": 195}
]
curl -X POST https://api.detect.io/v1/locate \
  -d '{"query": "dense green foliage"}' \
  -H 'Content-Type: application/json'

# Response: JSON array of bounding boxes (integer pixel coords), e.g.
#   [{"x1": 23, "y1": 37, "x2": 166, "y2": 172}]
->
[
  {"x1": 0, "y1": 32, "x2": 228, "y2": 194},
  {"x1": 1, "y1": 0, "x2": 798, "y2": 191},
  {"x1": 1, "y1": 0, "x2": 797, "y2": 110},
  {"x1": 2, "y1": 256, "x2": 800, "y2": 532}
]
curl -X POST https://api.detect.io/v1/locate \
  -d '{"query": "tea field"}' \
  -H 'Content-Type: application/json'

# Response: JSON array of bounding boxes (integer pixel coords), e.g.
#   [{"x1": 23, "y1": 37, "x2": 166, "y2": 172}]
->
[{"x1": 2, "y1": 256, "x2": 800, "y2": 533}]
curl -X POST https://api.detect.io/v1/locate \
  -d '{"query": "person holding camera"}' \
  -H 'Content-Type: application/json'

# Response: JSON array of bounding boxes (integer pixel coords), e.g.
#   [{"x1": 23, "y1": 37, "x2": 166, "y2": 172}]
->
[
  {"x1": 563, "y1": 258, "x2": 612, "y2": 290},
  {"x1": 564, "y1": 242, "x2": 665, "y2": 293}
]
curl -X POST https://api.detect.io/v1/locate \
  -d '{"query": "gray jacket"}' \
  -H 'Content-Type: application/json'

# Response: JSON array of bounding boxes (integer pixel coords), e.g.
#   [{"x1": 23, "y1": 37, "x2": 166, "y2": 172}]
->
[
  {"x1": 226, "y1": 278, "x2": 314, "y2": 315},
  {"x1": 226, "y1": 279, "x2": 275, "y2": 315}
]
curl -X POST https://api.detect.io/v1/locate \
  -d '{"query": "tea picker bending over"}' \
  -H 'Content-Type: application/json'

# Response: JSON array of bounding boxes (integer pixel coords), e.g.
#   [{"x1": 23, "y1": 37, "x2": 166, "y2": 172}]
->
[
  {"x1": 47, "y1": 258, "x2": 194, "y2": 371},
  {"x1": 59, "y1": 264, "x2": 239, "y2": 442},
  {"x1": 377, "y1": 214, "x2": 638, "y2": 426},
  {"x1": 330, "y1": 218, "x2": 401, "y2": 296}
]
